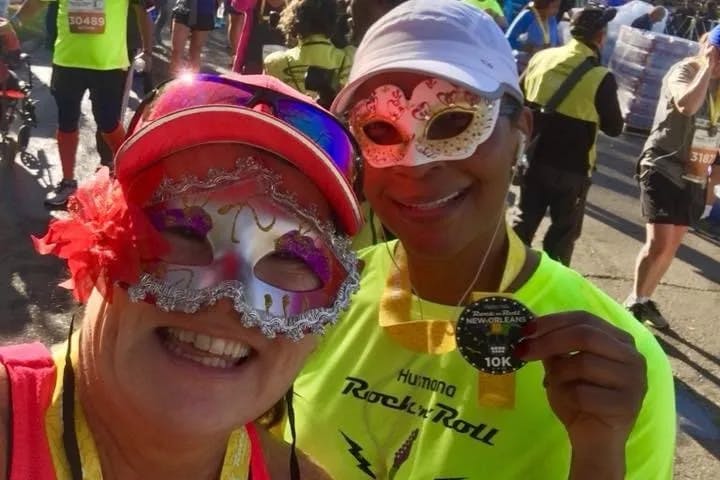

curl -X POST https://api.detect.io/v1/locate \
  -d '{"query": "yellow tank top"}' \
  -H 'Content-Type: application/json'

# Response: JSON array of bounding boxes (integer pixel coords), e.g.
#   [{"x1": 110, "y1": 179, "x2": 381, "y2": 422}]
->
[{"x1": 44, "y1": 335, "x2": 252, "y2": 479}]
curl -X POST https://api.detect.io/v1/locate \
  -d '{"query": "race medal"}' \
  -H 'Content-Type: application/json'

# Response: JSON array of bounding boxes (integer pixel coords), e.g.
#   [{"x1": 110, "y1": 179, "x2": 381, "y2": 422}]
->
[
  {"x1": 68, "y1": 0, "x2": 106, "y2": 34},
  {"x1": 456, "y1": 296, "x2": 533, "y2": 375},
  {"x1": 685, "y1": 118, "x2": 719, "y2": 184}
]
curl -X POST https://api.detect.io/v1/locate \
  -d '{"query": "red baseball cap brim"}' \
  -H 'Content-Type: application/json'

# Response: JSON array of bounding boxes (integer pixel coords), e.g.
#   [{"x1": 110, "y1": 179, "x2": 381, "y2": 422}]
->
[{"x1": 115, "y1": 105, "x2": 362, "y2": 236}]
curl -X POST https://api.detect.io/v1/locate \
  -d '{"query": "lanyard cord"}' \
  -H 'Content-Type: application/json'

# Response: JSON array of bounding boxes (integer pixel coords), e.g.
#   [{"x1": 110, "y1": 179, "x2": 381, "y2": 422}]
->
[
  {"x1": 61, "y1": 314, "x2": 84, "y2": 480},
  {"x1": 285, "y1": 388, "x2": 300, "y2": 480},
  {"x1": 529, "y1": 6, "x2": 550, "y2": 45}
]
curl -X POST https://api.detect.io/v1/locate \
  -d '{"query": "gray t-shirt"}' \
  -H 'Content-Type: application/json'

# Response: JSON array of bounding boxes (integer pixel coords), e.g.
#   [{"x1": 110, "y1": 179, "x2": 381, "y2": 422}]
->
[{"x1": 642, "y1": 59, "x2": 717, "y2": 186}]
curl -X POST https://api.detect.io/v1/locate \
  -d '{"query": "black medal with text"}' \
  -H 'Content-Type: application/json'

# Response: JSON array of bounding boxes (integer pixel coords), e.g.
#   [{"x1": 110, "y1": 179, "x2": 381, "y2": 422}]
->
[{"x1": 456, "y1": 296, "x2": 533, "y2": 375}]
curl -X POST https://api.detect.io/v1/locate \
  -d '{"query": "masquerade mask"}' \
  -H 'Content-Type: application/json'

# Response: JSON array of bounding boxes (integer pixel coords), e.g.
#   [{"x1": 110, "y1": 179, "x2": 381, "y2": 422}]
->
[
  {"x1": 348, "y1": 78, "x2": 501, "y2": 168},
  {"x1": 127, "y1": 156, "x2": 359, "y2": 341},
  {"x1": 130, "y1": 73, "x2": 358, "y2": 183}
]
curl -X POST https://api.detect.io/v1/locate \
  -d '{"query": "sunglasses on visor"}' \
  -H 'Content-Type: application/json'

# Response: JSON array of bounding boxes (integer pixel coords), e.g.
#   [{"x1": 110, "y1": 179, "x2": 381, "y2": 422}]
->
[{"x1": 128, "y1": 73, "x2": 360, "y2": 184}]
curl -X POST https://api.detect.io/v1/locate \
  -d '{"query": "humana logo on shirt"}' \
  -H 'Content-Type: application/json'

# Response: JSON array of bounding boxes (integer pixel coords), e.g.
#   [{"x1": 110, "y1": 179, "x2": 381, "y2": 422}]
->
[{"x1": 341, "y1": 376, "x2": 500, "y2": 446}]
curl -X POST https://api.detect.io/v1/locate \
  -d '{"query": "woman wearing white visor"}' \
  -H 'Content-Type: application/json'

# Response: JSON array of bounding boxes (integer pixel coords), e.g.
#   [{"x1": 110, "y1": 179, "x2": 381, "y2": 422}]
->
[{"x1": 288, "y1": 0, "x2": 675, "y2": 479}]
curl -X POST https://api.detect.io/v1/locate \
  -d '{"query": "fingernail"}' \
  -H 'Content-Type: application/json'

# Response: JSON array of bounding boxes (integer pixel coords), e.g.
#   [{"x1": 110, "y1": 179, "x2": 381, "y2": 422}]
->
[
  {"x1": 513, "y1": 339, "x2": 529, "y2": 358},
  {"x1": 520, "y1": 321, "x2": 537, "y2": 337}
]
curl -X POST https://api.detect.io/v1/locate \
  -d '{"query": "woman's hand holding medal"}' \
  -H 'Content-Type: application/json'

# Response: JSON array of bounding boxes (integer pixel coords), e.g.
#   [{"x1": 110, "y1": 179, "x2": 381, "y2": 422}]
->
[{"x1": 515, "y1": 312, "x2": 648, "y2": 479}]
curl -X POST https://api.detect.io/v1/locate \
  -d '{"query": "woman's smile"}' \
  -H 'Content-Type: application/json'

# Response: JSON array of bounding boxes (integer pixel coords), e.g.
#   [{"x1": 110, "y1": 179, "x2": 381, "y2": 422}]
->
[{"x1": 156, "y1": 326, "x2": 257, "y2": 371}]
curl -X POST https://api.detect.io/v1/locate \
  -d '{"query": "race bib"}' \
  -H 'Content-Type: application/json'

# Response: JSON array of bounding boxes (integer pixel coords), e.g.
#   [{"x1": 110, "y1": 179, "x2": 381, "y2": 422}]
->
[
  {"x1": 68, "y1": 0, "x2": 106, "y2": 34},
  {"x1": 685, "y1": 119, "x2": 719, "y2": 184}
]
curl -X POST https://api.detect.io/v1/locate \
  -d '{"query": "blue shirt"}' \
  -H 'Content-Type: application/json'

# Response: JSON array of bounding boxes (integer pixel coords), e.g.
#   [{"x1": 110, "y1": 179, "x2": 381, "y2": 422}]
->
[{"x1": 506, "y1": 9, "x2": 560, "y2": 50}]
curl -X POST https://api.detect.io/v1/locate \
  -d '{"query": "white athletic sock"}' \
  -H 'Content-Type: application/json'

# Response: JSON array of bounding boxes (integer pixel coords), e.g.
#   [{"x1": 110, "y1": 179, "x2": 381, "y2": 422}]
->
[
  {"x1": 700, "y1": 205, "x2": 713, "y2": 219},
  {"x1": 625, "y1": 294, "x2": 650, "y2": 306}
]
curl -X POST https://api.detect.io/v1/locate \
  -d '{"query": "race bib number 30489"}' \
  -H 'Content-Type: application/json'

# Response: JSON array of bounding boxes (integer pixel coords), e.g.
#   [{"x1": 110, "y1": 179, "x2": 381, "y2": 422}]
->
[{"x1": 68, "y1": 0, "x2": 106, "y2": 34}]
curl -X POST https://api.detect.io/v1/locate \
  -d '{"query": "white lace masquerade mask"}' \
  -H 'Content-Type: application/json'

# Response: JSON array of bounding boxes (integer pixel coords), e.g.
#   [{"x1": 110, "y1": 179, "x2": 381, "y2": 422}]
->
[
  {"x1": 348, "y1": 78, "x2": 501, "y2": 168},
  {"x1": 127, "y1": 157, "x2": 360, "y2": 341}
]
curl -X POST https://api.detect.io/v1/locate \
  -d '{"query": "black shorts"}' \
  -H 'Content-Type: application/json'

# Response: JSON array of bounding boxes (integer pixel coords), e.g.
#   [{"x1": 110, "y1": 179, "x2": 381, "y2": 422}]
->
[
  {"x1": 50, "y1": 65, "x2": 126, "y2": 133},
  {"x1": 173, "y1": 12, "x2": 216, "y2": 30},
  {"x1": 639, "y1": 166, "x2": 706, "y2": 226}
]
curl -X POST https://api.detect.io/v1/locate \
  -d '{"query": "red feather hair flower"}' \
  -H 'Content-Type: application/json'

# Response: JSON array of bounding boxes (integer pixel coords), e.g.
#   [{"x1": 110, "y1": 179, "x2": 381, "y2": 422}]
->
[{"x1": 32, "y1": 168, "x2": 168, "y2": 303}]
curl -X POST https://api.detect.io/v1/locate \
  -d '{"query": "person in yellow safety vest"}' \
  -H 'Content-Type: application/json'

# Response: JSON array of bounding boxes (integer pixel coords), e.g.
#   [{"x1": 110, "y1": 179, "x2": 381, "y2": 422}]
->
[
  {"x1": 512, "y1": 4, "x2": 623, "y2": 266},
  {"x1": 263, "y1": 0, "x2": 351, "y2": 105},
  {"x1": 463, "y1": 0, "x2": 508, "y2": 29}
]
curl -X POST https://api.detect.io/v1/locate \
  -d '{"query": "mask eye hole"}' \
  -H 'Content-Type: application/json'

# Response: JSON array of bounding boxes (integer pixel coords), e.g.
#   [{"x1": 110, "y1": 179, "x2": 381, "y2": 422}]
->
[
  {"x1": 362, "y1": 121, "x2": 404, "y2": 145},
  {"x1": 254, "y1": 253, "x2": 323, "y2": 292},
  {"x1": 426, "y1": 111, "x2": 474, "y2": 140},
  {"x1": 160, "y1": 226, "x2": 214, "y2": 266}
]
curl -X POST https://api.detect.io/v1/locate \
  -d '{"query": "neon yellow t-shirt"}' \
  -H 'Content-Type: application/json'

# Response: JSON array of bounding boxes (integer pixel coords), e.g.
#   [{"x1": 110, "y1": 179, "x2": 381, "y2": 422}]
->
[
  {"x1": 263, "y1": 34, "x2": 352, "y2": 97},
  {"x1": 46, "y1": 0, "x2": 134, "y2": 70},
  {"x1": 289, "y1": 243, "x2": 675, "y2": 479},
  {"x1": 464, "y1": 0, "x2": 505, "y2": 18}
]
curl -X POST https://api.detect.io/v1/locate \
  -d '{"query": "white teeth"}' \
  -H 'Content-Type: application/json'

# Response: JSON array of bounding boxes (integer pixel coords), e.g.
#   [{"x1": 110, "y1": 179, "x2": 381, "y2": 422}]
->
[
  {"x1": 194, "y1": 334, "x2": 212, "y2": 351},
  {"x1": 166, "y1": 341, "x2": 234, "y2": 368},
  {"x1": 209, "y1": 338, "x2": 226, "y2": 355},
  {"x1": 164, "y1": 328, "x2": 252, "y2": 369},
  {"x1": 403, "y1": 191, "x2": 462, "y2": 210}
]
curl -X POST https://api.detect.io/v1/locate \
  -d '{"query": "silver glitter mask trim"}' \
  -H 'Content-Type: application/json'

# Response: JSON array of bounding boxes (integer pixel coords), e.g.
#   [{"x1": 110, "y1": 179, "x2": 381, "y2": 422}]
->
[{"x1": 127, "y1": 157, "x2": 360, "y2": 341}]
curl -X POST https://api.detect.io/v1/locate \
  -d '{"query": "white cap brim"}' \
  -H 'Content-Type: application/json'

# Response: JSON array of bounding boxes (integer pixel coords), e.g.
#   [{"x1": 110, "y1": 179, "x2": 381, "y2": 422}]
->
[{"x1": 332, "y1": 57, "x2": 522, "y2": 115}]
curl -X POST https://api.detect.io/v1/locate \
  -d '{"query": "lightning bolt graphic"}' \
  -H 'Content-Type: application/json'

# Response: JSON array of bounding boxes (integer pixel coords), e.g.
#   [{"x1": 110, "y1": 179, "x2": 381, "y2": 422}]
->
[{"x1": 340, "y1": 431, "x2": 376, "y2": 479}]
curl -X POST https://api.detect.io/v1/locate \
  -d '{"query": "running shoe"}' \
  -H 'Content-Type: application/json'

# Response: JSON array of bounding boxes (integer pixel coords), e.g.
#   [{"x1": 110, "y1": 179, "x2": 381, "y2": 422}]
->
[
  {"x1": 44, "y1": 179, "x2": 77, "y2": 207},
  {"x1": 627, "y1": 300, "x2": 669, "y2": 330}
]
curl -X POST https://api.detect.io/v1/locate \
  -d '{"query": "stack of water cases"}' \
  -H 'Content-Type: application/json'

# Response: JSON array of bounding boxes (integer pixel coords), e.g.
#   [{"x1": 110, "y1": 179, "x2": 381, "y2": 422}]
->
[{"x1": 610, "y1": 25, "x2": 698, "y2": 132}]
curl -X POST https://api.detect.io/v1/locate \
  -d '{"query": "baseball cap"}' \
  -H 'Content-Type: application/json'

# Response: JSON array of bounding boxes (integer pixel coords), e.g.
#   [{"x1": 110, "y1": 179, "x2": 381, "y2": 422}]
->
[
  {"x1": 116, "y1": 74, "x2": 362, "y2": 236},
  {"x1": 331, "y1": 0, "x2": 522, "y2": 115},
  {"x1": 570, "y1": 4, "x2": 617, "y2": 39}
]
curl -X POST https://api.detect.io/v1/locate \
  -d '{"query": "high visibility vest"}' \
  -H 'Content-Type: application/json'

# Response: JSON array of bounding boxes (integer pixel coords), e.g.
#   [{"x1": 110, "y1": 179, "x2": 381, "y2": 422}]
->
[{"x1": 523, "y1": 39, "x2": 609, "y2": 169}]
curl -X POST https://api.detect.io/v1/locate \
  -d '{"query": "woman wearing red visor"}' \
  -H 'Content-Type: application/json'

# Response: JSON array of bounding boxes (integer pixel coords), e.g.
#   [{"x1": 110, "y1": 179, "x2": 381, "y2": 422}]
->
[{"x1": 0, "y1": 73, "x2": 361, "y2": 479}]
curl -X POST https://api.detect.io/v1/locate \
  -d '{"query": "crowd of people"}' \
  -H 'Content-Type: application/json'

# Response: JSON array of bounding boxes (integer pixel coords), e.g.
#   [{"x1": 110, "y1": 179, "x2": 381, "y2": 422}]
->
[{"x1": 0, "y1": 0, "x2": 717, "y2": 478}]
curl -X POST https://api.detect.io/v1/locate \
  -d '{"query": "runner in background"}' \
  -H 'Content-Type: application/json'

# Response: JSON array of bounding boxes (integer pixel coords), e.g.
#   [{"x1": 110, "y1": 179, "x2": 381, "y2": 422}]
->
[
  {"x1": 506, "y1": 0, "x2": 561, "y2": 72},
  {"x1": 694, "y1": 163, "x2": 720, "y2": 235},
  {"x1": 625, "y1": 29, "x2": 720, "y2": 329},
  {"x1": 170, "y1": 0, "x2": 217, "y2": 73},
  {"x1": 288, "y1": 3, "x2": 674, "y2": 479},
  {"x1": 630, "y1": 5, "x2": 666, "y2": 31},
  {"x1": 345, "y1": 0, "x2": 405, "y2": 45},
  {"x1": 153, "y1": 0, "x2": 171, "y2": 46},
  {"x1": 512, "y1": 5, "x2": 623, "y2": 266},
  {"x1": 232, "y1": 0, "x2": 286, "y2": 74},
  {"x1": 96, "y1": 0, "x2": 155, "y2": 168},
  {"x1": 264, "y1": 0, "x2": 350, "y2": 106},
  {"x1": 464, "y1": 0, "x2": 508, "y2": 29},
  {"x1": 11, "y1": 0, "x2": 152, "y2": 208},
  {"x1": 225, "y1": 0, "x2": 245, "y2": 67}
]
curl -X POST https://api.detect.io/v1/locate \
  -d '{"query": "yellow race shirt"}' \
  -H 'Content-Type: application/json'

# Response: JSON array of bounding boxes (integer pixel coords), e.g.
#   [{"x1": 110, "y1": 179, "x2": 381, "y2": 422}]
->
[
  {"x1": 263, "y1": 34, "x2": 352, "y2": 97},
  {"x1": 46, "y1": 0, "x2": 135, "y2": 70},
  {"x1": 289, "y1": 243, "x2": 675, "y2": 479}
]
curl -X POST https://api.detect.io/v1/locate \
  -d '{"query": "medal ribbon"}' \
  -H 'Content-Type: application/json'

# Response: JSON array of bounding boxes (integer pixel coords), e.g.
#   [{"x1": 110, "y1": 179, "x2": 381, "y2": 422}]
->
[
  {"x1": 529, "y1": 5, "x2": 551, "y2": 46},
  {"x1": 379, "y1": 223, "x2": 527, "y2": 408}
]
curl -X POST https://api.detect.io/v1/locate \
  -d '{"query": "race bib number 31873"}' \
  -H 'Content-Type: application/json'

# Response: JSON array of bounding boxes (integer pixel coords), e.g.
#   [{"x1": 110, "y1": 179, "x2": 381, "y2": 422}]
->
[{"x1": 68, "y1": 0, "x2": 106, "y2": 34}]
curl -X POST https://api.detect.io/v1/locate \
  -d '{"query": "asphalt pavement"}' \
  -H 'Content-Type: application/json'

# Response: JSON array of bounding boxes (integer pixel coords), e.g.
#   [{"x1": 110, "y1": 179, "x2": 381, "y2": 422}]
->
[{"x1": 0, "y1": 30, "x2": 717, "y2": 478}]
